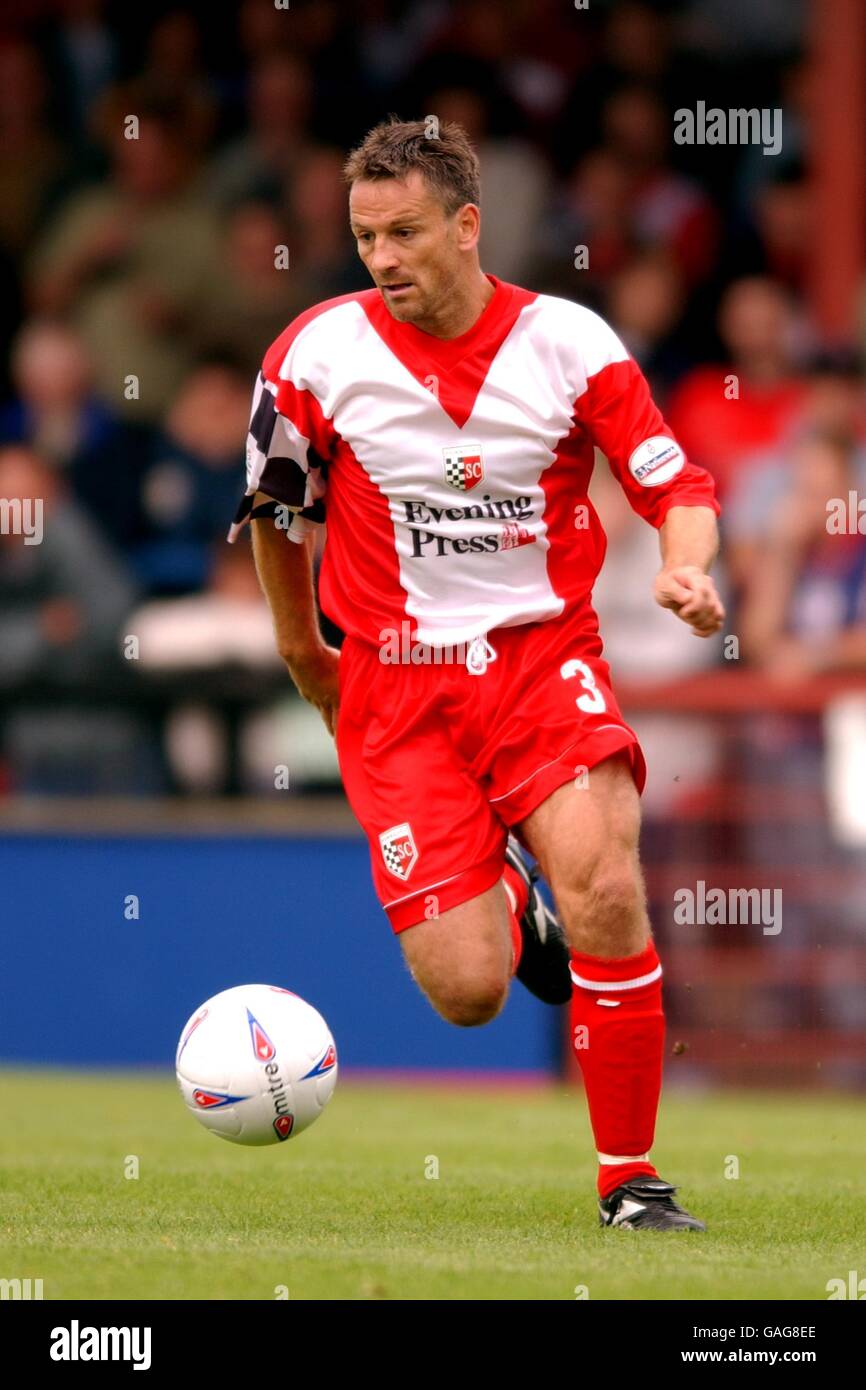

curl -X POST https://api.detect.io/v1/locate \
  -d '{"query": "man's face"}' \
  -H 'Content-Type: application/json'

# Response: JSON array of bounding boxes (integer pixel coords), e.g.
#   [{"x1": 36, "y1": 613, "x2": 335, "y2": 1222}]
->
[{"x1": 349, "y1": 170, "x2": 473, "y2": 327}]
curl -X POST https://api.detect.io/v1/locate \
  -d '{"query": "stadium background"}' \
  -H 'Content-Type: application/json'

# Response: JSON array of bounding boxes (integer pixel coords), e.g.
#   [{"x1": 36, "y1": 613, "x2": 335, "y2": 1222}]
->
[{"x1": 0, "y1": 0, "x2": 864, "y2": 1090}]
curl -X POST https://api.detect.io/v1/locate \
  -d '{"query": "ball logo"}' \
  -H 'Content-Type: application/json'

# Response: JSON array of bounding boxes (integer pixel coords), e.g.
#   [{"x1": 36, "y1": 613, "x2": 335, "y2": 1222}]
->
[
  {"x1": 246, "y1": 1009, "x2": 276, "y2": 1062},
  {"x1": 627, "y1": 435, "x2": 685, "y2": 487},
  {"x1": 193, "y1": 1088, "x2": 247, "y2": 1109},
  {"x1": 443, "y1": 445, "x2": 484, "y2": 492},
  {"x1": 379, "y1": 823, "x2": 418, "y2": 880},
  {"x1": 273, "y1": 1114, "x2": 294, "y2": 1140},
  {"x1": 302, "y1": 1043, "x2": 337, "y2": 1079},
  {"x1": 176, "y1": 1007, "x2": 208, "y2": 1065}
]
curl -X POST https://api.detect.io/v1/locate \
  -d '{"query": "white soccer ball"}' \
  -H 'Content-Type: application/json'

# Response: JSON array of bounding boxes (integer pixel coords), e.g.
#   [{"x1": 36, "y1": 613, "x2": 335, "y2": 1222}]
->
[{"x1": 176, "y1": 984, "x2": 337, "y2": 1145}]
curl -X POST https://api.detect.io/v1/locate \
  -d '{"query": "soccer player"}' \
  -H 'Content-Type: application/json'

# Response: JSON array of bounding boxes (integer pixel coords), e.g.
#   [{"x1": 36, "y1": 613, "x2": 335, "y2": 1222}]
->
[{"x1": 229, "y1": 118, "x2": 725, "y2": 1232}]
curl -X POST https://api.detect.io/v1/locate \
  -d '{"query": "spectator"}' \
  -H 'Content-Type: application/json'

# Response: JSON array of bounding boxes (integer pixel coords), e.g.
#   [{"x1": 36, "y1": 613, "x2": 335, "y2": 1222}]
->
[
  {"x1": 666, "y1": 276, "x2": 807, "y2": 501},
  {"x1": 190, "y1": 201, "x2": 319, "y2": 372},
  {"x1": 534, "y1": 82, "x2": 720, "y2": 307},
  {"x1": 678, "y1": 0, "x2": 806, "y2": 63},
  {"x1": 725, "y1": 349, "x2": 866, "y2": 587},
  {"x1": 423, "y1": 84, "x2": 550, "y2": 283},
  {"x1": 750, "y1": 170, "x2": 813, "y2": 294},
  {"x1": 236, "y1": 0, "x2": 295, "y2": 64},
  {"x1": 26, "y1": 106, "x2": 222, "y2": 421},
  {"x1": 206, "y1": 53, "x2": 316, "y2": 209},
  {"x1": 286, "y1": 147, "x2": 368, "y2": 295},
  {"x1": 132, "y1": 359, "x2": 251, "y2": 595},
  {"x1": 127, "y1": 539, "x2": 290, "y2": 795},
  {"x1": 0, "y1": 318, "x2": 151, "y2": 552},
  {"x1": 552, "y1": 2, "x2": 675, "y2": 170},
  {"x1": 0, "y1": 38, "x2": 67, "y2": 256},
  {"x1": 727, "y1": 164, "x2": 814, "y2": 295},
  {"x1": 0, "y1": 444, "x2": 136, "y2": 688},
  {"x1": 39, "y1": 0, "x2": 118, "y2": 143},
  {"x1": 356, "y1": 0, "x2": 453, "y2": 97},
  {"x1": 605, "y1": 251, "x2": 689, "y2": 403},
  {"x1": 731, "y1": 57, "x2": 813, "y2": 220},
  {"x1": 530, "y1": 148, "x2": 635, "y2": 306},
  {"x1": 738, "y1": 433, "x2": 866, "y2": 679},
  {"x1": 126, "y1": 11, "x2": 218, "y2": 159},
  {"x1": 599, "y1": 85, "x2": 720, "y2": 288},
  {"x1": 128, "y1": 536, "x2": 282, "y2": 672}
]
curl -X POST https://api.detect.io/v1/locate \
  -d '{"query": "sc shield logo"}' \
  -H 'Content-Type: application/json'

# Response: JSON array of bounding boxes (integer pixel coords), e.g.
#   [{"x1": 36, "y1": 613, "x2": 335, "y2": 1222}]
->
[{"x1": 379, "y1": 823, "x2": 418, "y2": 880}]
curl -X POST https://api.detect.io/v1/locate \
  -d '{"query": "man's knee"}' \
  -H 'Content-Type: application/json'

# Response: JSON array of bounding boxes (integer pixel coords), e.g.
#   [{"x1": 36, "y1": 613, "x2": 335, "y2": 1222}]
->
[
  {"x1": 554, "y1": 855, "x2": 647, "y2": 951},
  {"x1": 431, "y1": 973, "x2": 509, "y2": 1027},
  {"x1": 399, "y1": 886, "x2": 512, "y2": 1026},
  {"x1": 566, "y1": 858, "x2": 644, "y2": 921}
]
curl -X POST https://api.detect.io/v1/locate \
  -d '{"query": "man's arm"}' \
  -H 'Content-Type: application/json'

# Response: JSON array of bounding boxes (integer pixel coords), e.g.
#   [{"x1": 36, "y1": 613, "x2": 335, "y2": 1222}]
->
[
  {"x1": 249, "y1": 497, "x2": 340, "y2": 734},
  {"x1": 654, "y1": 504, "x2": 725, "y2": 637},
  {"x1": 568, "y1": 308, "x2": 724, "y2": 640}
]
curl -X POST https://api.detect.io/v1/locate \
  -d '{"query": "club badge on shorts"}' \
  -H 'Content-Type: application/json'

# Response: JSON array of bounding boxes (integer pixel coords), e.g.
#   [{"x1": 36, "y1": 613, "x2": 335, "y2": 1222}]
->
[
  {"x1": 443, "y1": 444, "x2": 484, "y2": 491},
  {"x1": 379, "y1": 823, "x2": 418, "y2": 880}
]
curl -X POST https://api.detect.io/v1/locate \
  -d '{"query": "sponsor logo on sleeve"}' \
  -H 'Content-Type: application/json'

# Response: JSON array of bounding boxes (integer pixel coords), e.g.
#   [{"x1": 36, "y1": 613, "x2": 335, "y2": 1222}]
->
[{"x1": 627, "y1": 436, "x2": 685, "y2": 487}]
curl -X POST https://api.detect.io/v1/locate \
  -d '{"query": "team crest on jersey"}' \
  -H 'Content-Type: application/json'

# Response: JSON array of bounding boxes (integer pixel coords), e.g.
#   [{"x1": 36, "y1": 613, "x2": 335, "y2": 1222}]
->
[
  {"x1": 443, "y1": 445, "x2": 484, "y2": 491},
  {"x1": 379, "y1": 823, "x2": 418, "y2": 880}
]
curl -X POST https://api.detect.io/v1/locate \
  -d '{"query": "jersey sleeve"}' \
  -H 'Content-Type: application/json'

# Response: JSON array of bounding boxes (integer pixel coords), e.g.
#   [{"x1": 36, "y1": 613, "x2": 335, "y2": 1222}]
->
[
  {"x1": 227, "y1": 365, "x2": 328, "y2": 545},
  {"x1": 573, "y1": 311, "x2": 720, "y2": 528}
]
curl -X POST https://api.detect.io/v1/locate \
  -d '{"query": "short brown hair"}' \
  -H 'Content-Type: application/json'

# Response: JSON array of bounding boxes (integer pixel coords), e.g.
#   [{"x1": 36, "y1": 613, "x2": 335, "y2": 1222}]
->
[{"x1": 342, "y1": 115, "x2": 481, "y2": 216}]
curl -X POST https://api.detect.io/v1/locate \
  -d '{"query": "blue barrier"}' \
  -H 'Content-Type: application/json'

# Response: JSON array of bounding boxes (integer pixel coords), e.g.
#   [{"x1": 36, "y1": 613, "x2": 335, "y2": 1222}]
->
[{"x1": 0, "y1": 834, "x2": 560, "y2": 1072}]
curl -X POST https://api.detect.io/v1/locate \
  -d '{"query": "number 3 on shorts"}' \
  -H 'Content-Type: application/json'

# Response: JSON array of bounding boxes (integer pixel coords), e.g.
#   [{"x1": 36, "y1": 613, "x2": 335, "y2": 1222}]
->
[{"x1": 560, "y1": 657, "x2": 607, "y2": 714}]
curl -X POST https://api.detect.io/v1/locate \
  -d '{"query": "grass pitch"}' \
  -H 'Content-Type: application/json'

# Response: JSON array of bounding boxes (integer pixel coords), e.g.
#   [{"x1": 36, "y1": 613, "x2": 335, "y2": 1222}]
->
[{"x1": 1, "y1": 1070, "x2": 862, "y2": 1301}]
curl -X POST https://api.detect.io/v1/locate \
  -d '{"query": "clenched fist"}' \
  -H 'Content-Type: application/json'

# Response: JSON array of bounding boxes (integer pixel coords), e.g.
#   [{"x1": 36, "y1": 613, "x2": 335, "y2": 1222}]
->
[{"x1": 654, "y1": 565, "x2": 725, "y2": 637}]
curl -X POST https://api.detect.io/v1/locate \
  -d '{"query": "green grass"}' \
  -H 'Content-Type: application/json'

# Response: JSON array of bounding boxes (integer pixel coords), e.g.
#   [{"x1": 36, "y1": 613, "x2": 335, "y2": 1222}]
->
[{"x1": 0, "y1": 1070, "x2": 863, "y2": 1300}]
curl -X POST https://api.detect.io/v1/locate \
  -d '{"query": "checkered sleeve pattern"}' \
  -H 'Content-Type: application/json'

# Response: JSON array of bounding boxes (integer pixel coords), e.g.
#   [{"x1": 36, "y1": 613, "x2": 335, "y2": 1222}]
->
[{"x1": 227, "y1": 369, "x2": 328, "y2": 545}]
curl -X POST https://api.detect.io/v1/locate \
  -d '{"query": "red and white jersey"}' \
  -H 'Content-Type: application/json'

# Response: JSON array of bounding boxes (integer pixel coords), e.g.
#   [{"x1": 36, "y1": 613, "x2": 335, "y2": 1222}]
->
[{"x1": 229, "y1": 275, "x2": 719, "y2": 646}]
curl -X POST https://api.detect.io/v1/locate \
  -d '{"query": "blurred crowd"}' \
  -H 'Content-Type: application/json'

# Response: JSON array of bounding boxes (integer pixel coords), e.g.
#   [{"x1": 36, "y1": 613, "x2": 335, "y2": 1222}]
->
[{"x1": 0, "y1": 0, "x2": 865, "y2": 796}]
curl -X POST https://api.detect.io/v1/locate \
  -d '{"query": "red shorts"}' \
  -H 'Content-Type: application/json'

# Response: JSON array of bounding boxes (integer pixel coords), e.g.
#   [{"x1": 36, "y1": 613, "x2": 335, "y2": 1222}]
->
[{"x1": 335, "y1": 603, "x2": 645, "y2": 932}]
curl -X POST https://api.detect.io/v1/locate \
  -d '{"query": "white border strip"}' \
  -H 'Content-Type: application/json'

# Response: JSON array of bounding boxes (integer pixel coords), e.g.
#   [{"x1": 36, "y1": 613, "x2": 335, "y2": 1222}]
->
[
  {"x1": 384, "y1": 863, "x2": 496, "y2": 911},
  {"x1": 488, "y1": 740, "x2": 581, "y2": 803},
  {"x1": 569, "y1": 963, "x2": 662, "y2": 991},
  {"x1": 489, "y1": 727, "x2": 636, "y2": 804}
]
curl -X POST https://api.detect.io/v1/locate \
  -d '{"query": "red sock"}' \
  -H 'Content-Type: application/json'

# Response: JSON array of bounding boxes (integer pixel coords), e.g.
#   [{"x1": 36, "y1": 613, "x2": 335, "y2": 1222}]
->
[
  {"x1": 502, "y1": 865, "x2": 527, "y2": 974},
  {"x1": 569, "y1": 940, "x2": 665, "y2": 1198}
]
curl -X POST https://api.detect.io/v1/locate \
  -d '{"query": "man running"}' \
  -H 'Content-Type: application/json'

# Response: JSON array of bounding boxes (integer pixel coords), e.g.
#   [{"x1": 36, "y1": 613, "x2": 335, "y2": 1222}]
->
[{"x1": 229, "y1": 117, "x2": 724, "y2": 1231}]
